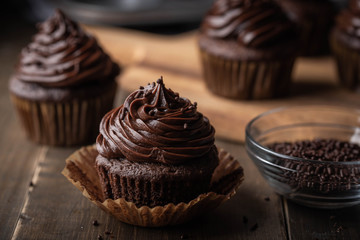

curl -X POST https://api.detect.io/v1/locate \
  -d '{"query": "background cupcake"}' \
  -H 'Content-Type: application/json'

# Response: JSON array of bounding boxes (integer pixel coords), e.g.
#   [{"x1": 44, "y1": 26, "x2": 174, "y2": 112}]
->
[
  {"x1": 331, "y1": 0, "x2": 360, "y2": 91},
  {"x1": 9, "y1": 9, "x2": 121, "y2": 146},
  {"x1": 198, "y1": 0, "x2": 299, "y2": 100},
  {"x1": 275, "y1": 0, "x2": 335, "y2": 56},
  {"x1": 95, "y1": 78, "x2": 219, "y2": 207}
]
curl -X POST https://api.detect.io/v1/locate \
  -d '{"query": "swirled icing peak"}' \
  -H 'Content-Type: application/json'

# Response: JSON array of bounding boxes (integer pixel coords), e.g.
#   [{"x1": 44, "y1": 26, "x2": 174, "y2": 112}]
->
[
  {"x1": 96, "y1": 77, "x2": 216, "y2": 165},
  {"x1": 15, "y1": 9, "x2": 120, "y2": 87},
  {"x1": 201, "y1": 0, "x2": 296, "y2": 48},
  {"x1": 336, "y1": 0, "x2": 360, "y2": 39}
]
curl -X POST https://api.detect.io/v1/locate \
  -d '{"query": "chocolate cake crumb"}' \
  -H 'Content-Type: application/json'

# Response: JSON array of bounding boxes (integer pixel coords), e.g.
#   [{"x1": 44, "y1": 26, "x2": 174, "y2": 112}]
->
[
  {"x1": 20, "y1": 213, "x2": 31, "y2": 220},
  {"x1": 105, "y1": 230, "x2": 112, "y2": 235},
  {"x1": 180, "y1": 234, "x2": 189, "y2": 239},
  {"x1": 97, "y1": 234, "x2": 103, "y2": 240},
  {"x1": 29, "y1": 181, "x2": 34, "y2": 187},
  {"x1": 264, "y1": 197, "x2": 270, "y2": 201},
  {"x1": 250, "y1": 223, "x2": 258, "y2": 232},
  {"x1": 243, "y1": 216, "x2": 248, "y2": 224},
  {"x1": 92, "y1": 220, "x2": 99, "y2": 226}
]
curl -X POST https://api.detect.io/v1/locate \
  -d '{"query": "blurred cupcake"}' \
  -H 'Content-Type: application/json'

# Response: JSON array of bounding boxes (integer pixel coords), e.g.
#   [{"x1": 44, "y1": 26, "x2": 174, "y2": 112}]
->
[
  {"x1": 198, "y1": 0, "x2": 298, "y2": 99},
  {"x1": 9, "y1": 9, "x2": 121, "y2": 146},
  {"x1": 96, "y1": 77, "x2": 219, "y2": 207},
  {"x1": 331, "y1": 0, "x2": 360, "y2": 91},
  {"x1": 275, "y1": 0, "x2": 335, "y2": 56}
]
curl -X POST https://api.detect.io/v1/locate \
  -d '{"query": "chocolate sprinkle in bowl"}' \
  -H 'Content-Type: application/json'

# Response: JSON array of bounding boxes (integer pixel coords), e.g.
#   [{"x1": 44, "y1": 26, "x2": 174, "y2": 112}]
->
[{"x1": 245, "y1": 105, "x2": 360, "y2": 208}]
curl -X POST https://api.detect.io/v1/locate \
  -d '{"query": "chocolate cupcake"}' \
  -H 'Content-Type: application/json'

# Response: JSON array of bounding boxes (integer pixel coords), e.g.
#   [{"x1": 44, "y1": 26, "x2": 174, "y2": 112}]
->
[
  {"x1": 198, "y1": 0, "x2": 298, "y2": 99},
  {"x1": 9, "y1": 9, "x2": 121, "y2": 146},
  {"x1": 331, "y1": 0, "x2": 360, "y2": 91},
  {"x1": 95, "y1": 77, "x2": 219, "y2": 207},
  {"x1": 275, "y1": 0, "x2": 335, "y2": 56}
]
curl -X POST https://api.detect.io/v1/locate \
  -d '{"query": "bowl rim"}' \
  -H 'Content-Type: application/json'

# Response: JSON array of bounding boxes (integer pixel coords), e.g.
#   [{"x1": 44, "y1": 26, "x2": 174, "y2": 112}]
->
[{"x1": 245, "y1": 105, "x2": 360, "y2": 165}]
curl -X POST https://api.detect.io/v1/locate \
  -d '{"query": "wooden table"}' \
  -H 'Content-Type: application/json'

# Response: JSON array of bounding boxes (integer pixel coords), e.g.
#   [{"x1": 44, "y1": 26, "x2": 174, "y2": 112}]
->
[{"x1": 1, "y1": 20, "x2": 360, "y2": 240}]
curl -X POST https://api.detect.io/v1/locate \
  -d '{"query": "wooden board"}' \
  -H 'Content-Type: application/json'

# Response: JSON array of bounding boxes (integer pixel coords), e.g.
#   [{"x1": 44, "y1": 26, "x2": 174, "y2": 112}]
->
[{"x1": 85, "y1": 25, "x2": 360, "y2": 142}]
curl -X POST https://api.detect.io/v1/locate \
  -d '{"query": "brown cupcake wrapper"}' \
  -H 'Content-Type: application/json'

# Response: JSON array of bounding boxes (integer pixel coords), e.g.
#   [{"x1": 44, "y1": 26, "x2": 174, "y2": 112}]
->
[
  {"x1": 297, "y1": 19, "x2": 331, "y2": 56},
  {"x1": 97, "y1": 163, "x2": 213, "y2": 208},
  {"x1": 331, "y1": 36, "x2": 360, "y2": 91},
  {"x1": 62, "y1": 145, "x2": 244, "y2": 227},
  {"x1": 199, "y1": 49, "x2": 295, "y2": 99},
  {"x1": 10, "y1": 88, "x2": 116, "y2": 146}
]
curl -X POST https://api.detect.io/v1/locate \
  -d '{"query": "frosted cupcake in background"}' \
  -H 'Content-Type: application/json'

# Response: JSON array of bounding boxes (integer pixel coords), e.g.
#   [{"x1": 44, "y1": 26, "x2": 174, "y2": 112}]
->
[
  {"x1": 331, "y1": 0, "x2": 360, "y2": 91},
  {"x1": 275, "y1": 0, "x2": 335, "y2": 56},
  {"x1": 9, "y1": 9, "x2": 121, "y2": 146},
  {"x1": 198, "y1": 0, "x2": 299, "y2": 100}
]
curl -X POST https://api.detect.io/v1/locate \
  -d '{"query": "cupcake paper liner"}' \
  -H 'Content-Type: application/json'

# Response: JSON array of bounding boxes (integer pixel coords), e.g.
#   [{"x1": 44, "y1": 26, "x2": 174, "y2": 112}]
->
[
  {"x1": 62, "y1": 145, "x2": 244, "y2": 227},
  {"x1": 297, "y1": 17, "x2": 331, "y2": 56},
  {"x1": 10, "y1": 88, "x2": 116, "y2": 146},
  {"x1": 331, "y1": 35, "x2": 360, "y2": 91},
  {"x1": 199, "y1": 49, "x2": 294, "y2": 99}
]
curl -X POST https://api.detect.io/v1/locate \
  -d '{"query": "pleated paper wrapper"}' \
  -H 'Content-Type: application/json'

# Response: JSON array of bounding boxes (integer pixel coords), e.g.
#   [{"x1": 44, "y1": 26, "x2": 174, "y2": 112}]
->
[
  {"x1": 199, "y1": 48, "x2": 294, "y2": 100},
  {"x1": 62, "y1": 145, "x2": 244, "y2": 227},
  {"x1": 331, "y1": 32, "x2": 360, "y2": 91},
  {"x1": 10, "y1": 86, "x2": 115, "y2": 147}
]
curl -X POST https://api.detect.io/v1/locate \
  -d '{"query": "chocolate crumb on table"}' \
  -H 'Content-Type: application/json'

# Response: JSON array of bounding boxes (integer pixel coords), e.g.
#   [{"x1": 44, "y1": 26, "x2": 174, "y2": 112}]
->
[
  {"x1": 180, "y1": 233, "x2": 189, "y2": 239},
  {"x1": 250, "y1": 223, "x2": 258, "y2": 232},
  {"x1": 105, "y1": 230, "x2": 112, "y2": 235},
  {"x1": 97, "y1": 234, "x2": 103, "y2": 240},
  {"x1": 268, "y1": 139, "x2": 360, "y2": 193},
  {"x1": 92, "y1": 220, "x2": 99, "y2": 226}
]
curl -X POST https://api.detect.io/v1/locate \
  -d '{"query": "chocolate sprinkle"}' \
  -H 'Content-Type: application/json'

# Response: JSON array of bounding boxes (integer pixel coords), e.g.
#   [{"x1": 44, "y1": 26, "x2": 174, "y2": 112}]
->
[
  {"x1": 157, "y1": 76, "x2": 163, "y2": 84},
  {"x1": 268, "y1": 139, "x2": 360, "y2": 193},
  {"x1": 250, "y1": 223, "x2": 258, "y2": 232},
  {"x1": 180, "y1": 234, "x2": 189, "y2": 239}
]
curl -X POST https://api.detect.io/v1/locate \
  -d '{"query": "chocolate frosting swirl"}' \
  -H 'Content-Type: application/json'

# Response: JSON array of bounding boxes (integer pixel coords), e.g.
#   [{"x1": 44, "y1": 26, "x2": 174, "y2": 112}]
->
[
  {"x1": 15, "y1": 9, "x2": 120, "y2": 88},
  {"x1": 336, "y1": 0, "x2": 360, "y2": 39},
  {"x1": 96, "y1": 77, "x2": 216, "y2": 165},
  {"x1": 201, "y1": 0, "x2": 296, "y2": 48}
]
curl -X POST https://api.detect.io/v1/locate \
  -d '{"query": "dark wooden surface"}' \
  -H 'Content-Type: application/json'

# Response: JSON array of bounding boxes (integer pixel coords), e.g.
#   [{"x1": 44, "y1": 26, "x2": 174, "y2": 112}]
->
[{"x1": 1, "y1": 19, "x2": 360, "y2": 240}]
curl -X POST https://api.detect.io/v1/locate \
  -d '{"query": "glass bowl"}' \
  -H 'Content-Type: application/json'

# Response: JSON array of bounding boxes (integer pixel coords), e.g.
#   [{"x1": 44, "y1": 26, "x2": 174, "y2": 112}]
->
[{"x1": 245, "y1": 105, "x2": 360, "y2": 209}]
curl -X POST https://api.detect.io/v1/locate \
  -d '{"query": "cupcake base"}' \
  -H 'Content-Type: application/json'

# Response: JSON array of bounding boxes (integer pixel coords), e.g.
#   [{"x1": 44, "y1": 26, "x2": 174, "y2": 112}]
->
[
  {"x1": 331, "y1": 30, "x2": 360, "y2": 91},
  {"x1": 198, "y1": 35, "x2": 297, "y2": 100},
  {"x1": 96, "y1": 147, "x2": 219, "y2": 208},
  {"x1": 10, "y1": 81, "x2": 117, "y2": 146},
  {"x1": 62, "y1": 145, "x2": 244, "y2": 227}
]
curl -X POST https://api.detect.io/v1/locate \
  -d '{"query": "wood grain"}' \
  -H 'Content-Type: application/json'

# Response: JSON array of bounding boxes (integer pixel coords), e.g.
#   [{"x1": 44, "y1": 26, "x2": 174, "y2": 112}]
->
[
  {"x1": 0, "y1": 21, "x2": 44, "y2": 240},
  {"x1": 284, "y1": 200, "x2": 360, "y2": 240}
]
